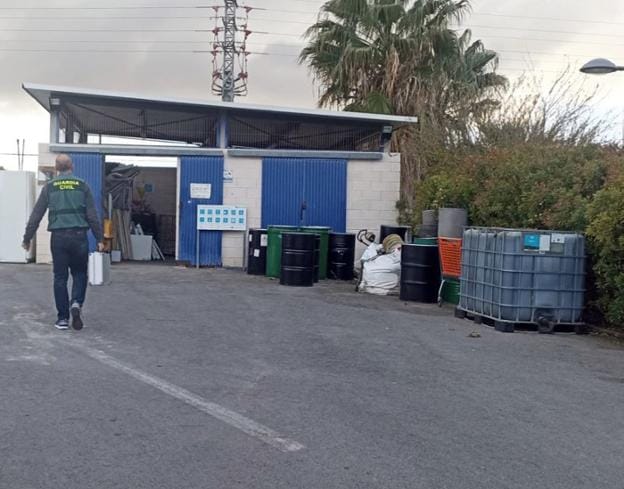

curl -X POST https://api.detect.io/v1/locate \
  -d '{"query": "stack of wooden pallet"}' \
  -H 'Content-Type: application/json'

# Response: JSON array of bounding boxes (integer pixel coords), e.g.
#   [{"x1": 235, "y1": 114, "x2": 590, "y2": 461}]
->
[{"x1": 112, "y1": 209, "x2": 133, "y2": 260}]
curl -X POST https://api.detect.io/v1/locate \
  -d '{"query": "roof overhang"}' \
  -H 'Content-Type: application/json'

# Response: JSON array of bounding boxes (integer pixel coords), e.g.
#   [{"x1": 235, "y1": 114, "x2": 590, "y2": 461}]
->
[{"x1": 22, "y1": 82, "x2": 417, "y2": 127}]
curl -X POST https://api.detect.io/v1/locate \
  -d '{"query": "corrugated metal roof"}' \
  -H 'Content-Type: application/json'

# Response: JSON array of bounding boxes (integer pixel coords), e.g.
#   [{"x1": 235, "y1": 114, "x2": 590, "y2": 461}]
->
[{"x1": 22, "y1": 82, "x2": 417, "y2": 127}]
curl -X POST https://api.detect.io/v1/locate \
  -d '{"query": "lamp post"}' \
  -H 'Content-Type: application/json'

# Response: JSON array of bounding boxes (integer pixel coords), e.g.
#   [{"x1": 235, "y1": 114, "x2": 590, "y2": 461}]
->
[
  {"x1": 580, "y1": 58, "x2": 624, "y2": 75},
  {"x1": 580, "y1": 58, "x2": 624, "y2": 145}
]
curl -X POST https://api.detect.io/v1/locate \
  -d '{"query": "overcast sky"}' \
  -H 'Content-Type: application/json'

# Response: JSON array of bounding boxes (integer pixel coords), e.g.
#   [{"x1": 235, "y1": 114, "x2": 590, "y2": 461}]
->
[{"x1": 1, "y1": 0, "x2": 624, "y2": 171}]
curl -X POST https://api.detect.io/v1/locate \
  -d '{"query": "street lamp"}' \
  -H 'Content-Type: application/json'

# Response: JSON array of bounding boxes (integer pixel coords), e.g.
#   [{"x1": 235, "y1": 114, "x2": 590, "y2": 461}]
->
[
  {"x1": 580, "y1": 58, "x2": 624, "y2": 145},
  {"x1": 580, "y1": 58, "x2": 624, "y2": 75}
]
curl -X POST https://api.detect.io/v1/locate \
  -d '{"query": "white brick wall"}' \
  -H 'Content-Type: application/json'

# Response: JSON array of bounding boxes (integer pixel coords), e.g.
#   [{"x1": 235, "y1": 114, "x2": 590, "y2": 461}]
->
[
  {"x1": 220, "y1": 153, "x2": 401, "y2": 268},
  {"x1": 347, "y1": 154, "x2": 401, "y2": 259},
  {"x1": 221, "y1": 156, "x2": 262, "y2": 267}
]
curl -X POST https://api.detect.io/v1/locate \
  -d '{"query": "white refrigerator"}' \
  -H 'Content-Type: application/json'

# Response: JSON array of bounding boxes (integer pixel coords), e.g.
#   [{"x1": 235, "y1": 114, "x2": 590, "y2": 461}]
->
[{"x1": 0, "y1": 171, "x2": 36, "y2": 263}]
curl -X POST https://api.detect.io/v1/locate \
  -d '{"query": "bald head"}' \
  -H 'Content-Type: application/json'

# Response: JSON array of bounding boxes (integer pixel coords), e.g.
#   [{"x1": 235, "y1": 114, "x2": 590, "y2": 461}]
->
[{"x1": 55, "y1": 154, "x2": 73, "y2": 173}]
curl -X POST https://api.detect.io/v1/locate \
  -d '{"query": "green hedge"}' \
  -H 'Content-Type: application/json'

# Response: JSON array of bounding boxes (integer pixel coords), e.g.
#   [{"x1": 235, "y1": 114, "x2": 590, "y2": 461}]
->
[{"x1": 402, "y1": 143, "x2": 624, "y2": 328}]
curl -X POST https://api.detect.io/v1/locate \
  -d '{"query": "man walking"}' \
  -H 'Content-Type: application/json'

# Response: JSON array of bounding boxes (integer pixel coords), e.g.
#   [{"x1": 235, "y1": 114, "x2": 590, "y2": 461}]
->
[{"x1": 22, "y1": 154, "x2": 104, "y2": 331}]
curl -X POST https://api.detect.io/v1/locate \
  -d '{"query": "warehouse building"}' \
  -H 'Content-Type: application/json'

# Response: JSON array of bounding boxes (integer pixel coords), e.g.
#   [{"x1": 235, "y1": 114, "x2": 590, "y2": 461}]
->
[{"x1": 23, "y1": 83, "x2": 415, "y2": 267}]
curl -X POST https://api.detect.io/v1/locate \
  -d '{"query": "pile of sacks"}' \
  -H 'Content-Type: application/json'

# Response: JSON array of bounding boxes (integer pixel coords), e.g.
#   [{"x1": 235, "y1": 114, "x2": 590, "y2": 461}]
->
[{"x1": 357, "y1": 234, "x2": 403, "y2": 296}]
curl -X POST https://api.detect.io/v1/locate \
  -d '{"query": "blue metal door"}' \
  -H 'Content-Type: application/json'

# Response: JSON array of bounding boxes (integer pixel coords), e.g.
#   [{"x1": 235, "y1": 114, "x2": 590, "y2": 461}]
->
[
  {"x1": 70, "y1": 152, "x2": 104, "y2": 252},
  {"x1": 261, "y1": 158, "x2": 347, "y2": 232},
  {"x1": 179, "y1": 156, "x2": 224, "y2": 266}
]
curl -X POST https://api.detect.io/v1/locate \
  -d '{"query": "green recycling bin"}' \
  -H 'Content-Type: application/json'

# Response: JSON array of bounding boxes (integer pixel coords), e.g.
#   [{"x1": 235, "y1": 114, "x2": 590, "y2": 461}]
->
[
  {"x1": 266, "y1": 226, "x2": 298, "y2": 278},
  {"x1": 299, "y1": 226, "x2": 331, "y2": 279},
  {"x1": 413, "y1": 237, "x2": 438, "y2": 246},
  {"x1": 441, "y1": 277, "x2": 461, "y2": 305}
]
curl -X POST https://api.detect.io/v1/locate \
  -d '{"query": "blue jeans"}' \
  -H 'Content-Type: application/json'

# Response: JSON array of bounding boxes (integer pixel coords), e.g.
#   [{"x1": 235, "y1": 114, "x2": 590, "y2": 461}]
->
[{"x1": 51, "y1": 229, "x2": 89, "y2": 321}]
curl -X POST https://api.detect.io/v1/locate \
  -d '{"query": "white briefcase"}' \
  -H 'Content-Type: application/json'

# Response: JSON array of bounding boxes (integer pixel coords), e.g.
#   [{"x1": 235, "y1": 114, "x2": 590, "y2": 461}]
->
[{"x1": 88, "y1": 252, "x2": 111, "y2": 286}]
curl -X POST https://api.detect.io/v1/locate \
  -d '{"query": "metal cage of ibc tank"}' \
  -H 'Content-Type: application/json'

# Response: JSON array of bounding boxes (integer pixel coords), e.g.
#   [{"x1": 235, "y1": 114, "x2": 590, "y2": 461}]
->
[{"x1": 457, "y1": 227, "x2": 586, "y2": 333}]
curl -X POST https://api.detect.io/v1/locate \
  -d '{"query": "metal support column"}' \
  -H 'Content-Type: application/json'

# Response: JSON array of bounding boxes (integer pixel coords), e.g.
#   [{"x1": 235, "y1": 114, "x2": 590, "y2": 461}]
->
[{"x1": 49, "y1": 97, "x2": 61, "y2": 144}]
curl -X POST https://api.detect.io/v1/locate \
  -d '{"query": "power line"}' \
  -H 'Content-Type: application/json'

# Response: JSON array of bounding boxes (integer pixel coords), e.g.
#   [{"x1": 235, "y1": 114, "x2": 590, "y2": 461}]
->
[
  {"x1": 246, "y1": 16, "x2": 313, "y2": 25},
  {"x1": 0, "y1": 47, "x2": 595, "y2": 73},
  {"x1": 0, "y1": 5, "x2": 620, "y2": 27},
  {"x1": 242, "y1": 6, "x2": 318, "y2": 15},
  {"x1": 0, "y1": 4, "x2": 320, "y2": 14},
  {"x1": 0, "y1": 39, "x2": 211, "y2": 44},
  {"x1": 0, "y1": 15, "x2": 216, "y2": 19},
  {"x1": 0, "y1": 5, "x2": 211, "y2": 9},
  {"x1": 472, "y1": 11, "x2": 624, "y2": 27},
  {"x1": 0, "y1": 28, "x2": 212, "y2": 32},
  {"x1": 0, "y1": 13, "x2": 315, "y2": 24},
  {"x1": 243, "y1": 33, "x2": 624, "y2": 50},
  {"x1": 0, "y1": 43, "x2": 591, "y2": 67},
  {"x1": 0, "y1": 152, "x2": 38, "y2": 157},
  {"x1": 0, "y1": 48, "x2": 213, "y2": 53},
  {"x1": 476, "y1": 34, "x2": 624, "y2": 48},
  {"x1": 0, "y1": 39, "x2": 603, "y2": 61},
  {"x1": 461, "y1": 23, "x2": 624, "y2": 40}
]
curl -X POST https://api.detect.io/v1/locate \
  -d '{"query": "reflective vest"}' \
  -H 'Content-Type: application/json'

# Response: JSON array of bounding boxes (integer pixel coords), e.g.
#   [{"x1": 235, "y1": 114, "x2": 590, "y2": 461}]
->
[{"x1": 47, "y1": 175, "x2": 89, "y2": 231}]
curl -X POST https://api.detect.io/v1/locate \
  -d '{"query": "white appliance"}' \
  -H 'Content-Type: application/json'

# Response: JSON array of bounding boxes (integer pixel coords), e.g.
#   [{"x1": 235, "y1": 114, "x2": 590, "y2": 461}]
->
[
  {"x1": 0, "y1": 171, "x2": 35, "y2": 263},
  {"x1": 130, "y1": 235, "x2": 153, "y2": 261}
]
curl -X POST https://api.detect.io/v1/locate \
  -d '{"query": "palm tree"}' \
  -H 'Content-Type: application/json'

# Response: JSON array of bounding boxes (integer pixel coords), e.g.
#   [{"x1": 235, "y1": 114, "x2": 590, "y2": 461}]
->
[{"x1": 300, "y1": 0, "x2": 507, "y2": 199}]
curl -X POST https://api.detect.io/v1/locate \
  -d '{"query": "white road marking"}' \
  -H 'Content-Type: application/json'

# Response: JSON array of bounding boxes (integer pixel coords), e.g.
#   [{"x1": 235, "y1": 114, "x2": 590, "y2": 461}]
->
[
  {"x1": 80, "y1": 346, "x2": 305, "y2": 453},
  {"x1": 10, "y1": 309, "x2": 304, "y2": 452}
]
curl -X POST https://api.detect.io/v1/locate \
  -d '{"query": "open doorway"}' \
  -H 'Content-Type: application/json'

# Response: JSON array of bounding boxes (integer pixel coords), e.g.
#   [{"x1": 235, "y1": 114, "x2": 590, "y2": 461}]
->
[{"x1": 104, "y1": 156, "x2": 178, "y2": 264}]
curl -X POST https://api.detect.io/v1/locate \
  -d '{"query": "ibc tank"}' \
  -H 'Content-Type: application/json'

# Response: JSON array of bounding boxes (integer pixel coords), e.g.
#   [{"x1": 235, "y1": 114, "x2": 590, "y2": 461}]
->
[{"x1": 459, "y1": 227, "x2": 585, "y2": 325}]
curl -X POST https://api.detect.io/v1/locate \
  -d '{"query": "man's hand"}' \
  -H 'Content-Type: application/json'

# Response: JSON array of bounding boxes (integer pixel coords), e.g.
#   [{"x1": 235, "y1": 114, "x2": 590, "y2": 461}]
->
[
  {"x1": 97, "y1": 242, "x2": 105, "y2": 253},
  {"x1": 22, "y1": 241, "x2": 30, "y2": 251}
]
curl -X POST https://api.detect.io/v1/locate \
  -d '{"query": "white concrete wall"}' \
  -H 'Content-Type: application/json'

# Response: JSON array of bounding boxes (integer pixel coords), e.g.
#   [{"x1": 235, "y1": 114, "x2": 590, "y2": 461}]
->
[
  {"x1": 221, "y1": 156, "x2": 262, "y2": 267},
  {"x1": 347, "y1": 153, "x2": 401, "y2": 260}
]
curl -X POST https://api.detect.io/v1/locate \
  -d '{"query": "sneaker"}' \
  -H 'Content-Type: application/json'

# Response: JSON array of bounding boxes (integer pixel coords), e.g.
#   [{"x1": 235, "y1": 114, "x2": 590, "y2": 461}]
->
[
  {"x1": 54, "y1": 319, "x2": 69, "y2": 331},
  {"x1": 70, "y1": 303, "x2": 84, "y2": 331}
]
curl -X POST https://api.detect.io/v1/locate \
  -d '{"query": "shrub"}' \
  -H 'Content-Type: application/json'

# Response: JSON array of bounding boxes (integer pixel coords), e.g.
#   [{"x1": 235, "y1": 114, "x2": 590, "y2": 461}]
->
[{"x1": 586, "y1": 177, "x2": 624, "y2": 326}]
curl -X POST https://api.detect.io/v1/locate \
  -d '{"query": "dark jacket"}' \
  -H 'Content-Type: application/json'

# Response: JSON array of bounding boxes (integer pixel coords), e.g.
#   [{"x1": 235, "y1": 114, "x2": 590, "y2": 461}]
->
[{"x1": 23, "y1": 171, "x2": 103, "y2": 244}]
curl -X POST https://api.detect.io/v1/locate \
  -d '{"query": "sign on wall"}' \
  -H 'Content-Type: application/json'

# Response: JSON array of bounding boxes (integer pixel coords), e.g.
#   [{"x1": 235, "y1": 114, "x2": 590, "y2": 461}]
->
[
  {"x1": 197, "y1": 205, "x2": 247, "y2": 231},
  {"x1": 190, "y1": 183, "x2": 212, "y2": 199}
]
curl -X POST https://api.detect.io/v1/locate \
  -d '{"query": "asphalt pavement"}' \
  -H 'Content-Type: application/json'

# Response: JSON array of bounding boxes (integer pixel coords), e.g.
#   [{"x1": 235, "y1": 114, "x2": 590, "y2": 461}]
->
[{"x1": 1, "y1": 263, "x2": 623, "y2": 489}]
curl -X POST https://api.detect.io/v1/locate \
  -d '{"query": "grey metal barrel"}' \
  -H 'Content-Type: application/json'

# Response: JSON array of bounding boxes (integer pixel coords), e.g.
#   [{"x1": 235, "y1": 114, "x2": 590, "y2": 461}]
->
[
  {"x1": 438, "y1": 208, "x2": 467, "y2": 238},
  {"x1": 420, "y1": 209, "x2": 438, "y2": 237}
]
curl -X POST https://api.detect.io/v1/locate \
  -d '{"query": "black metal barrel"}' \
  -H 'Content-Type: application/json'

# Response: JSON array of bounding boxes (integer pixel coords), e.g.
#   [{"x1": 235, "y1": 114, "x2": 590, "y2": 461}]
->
[
  {"x1": 313, "y1": 235, "x2": 320, "y2": 283},
  {"x1": 379, "y1": 225, "x2": 410, "y2": 243},
  {"x1": 280, "y1": 233, "x2": 316, "y2": 287},
  {"x1": 247, "y1": 228, "x2": 268, "y2": 276},
  {"x1": 400, "y1": 244, "x2": 441, "y2": 303},
  {"x1": 328, "y1": 232, "x2": 355, "y2": 280}
]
